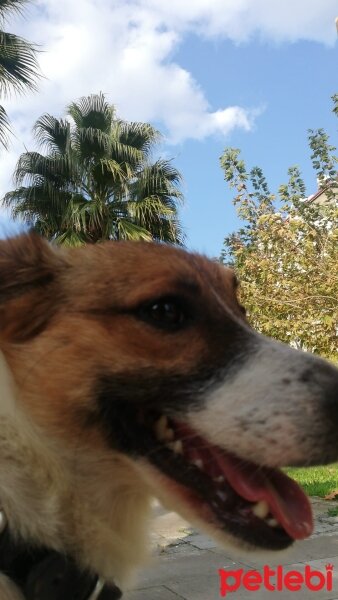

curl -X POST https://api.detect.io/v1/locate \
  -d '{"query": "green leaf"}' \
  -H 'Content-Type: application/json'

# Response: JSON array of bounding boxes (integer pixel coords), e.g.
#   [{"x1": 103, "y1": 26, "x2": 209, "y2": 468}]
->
[{"x1": 2, "y1": 92, "x2": 184, "y2": 245}]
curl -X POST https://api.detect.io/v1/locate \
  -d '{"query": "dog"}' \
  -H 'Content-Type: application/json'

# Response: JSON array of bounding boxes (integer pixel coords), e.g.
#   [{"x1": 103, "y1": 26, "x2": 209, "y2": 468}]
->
[{"x1": 0, "y1": 233, "x2": 337, "y2": 599}]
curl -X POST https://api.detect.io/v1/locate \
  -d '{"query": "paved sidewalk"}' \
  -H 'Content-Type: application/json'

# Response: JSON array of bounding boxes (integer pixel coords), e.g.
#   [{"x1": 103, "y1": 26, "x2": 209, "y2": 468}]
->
[{"x1": 125, "y1": 498, "x2": 338, "y2": 600}]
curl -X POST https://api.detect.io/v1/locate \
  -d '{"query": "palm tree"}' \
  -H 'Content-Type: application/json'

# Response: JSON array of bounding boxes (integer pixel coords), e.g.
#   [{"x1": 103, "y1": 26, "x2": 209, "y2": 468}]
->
[
  {"x1": 3, "y1": 93, "x2": 184, "y2": 244},
  {"x1": 0, "y1": 0, "x2": 41, "y2": 149}
]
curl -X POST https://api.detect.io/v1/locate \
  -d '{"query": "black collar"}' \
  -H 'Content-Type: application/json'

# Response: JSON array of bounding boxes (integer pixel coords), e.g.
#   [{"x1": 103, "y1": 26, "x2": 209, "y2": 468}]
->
[{"x1": 0, "y1": 515, "x2": 122, "y2": 600}]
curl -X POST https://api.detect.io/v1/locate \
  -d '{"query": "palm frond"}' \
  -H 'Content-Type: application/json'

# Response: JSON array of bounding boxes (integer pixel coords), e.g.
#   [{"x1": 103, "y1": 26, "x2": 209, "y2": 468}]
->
[
  {"x1": 0, "y1": 103, "x2": 10, "y2": 148},
  {"x1": 116, "y1": 218, "x2": 153, "y2": 241},
  {"x1": 33, "y1": 114, "x2": 70, "y2": 154},
  {"x1": 114, "y1": 120, "x2": 161, "y2": 159},
  {"x1": 53, "y1": 229, "x2": 88, "y2": 247},
  {"x1": 0, "y1": 30, "x2": 41, "y2": 96},
  {"x1": 0, "y1": 0, "x2": 27, "y2": 23},
  {"x1": 60, "y1": 196, "x2": 89, "y2": 232},
  {"x1": 13, "y1": 151, "x2": 74, "y2": 186},
  {"x1": 72, "y1": 127, "x2": 111, "y2": 161},
  {"x1": 3, "y1": 184, "x2": 72, "y2": 221},
  {"x1": 110, "y1": 137, "x2": 145, "y2": 170},
  {"x1": 160, "y1": 219, "x2": 185, "y2": 245},
  {"x1": 92, "y1": 158, "x2": 131, "y2": 193},
  {"x1": 68, "y1": 92, "x2": 114, "y2": 133},
  {"x1": 131, "y1": 159, "x2": 183, "y2": 207},
  {"x1": 128, "y1": 197, "x2": 175, "y2": 223},
  {"x1": 2, "y1": 92, "x2": 184, "y2": 245},
  {"x1": 128, "y1": 196, "x2": 184, "y2": 244}
]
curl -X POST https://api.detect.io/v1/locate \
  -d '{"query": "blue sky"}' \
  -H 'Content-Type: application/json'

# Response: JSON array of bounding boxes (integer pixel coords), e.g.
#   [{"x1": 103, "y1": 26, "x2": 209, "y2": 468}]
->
[
  {"x1": 1, "y1": 0, "x2": 337, "y2": 256},
  {"x1": 173, "y1": 36, "x2": 338, "y2": 255}
]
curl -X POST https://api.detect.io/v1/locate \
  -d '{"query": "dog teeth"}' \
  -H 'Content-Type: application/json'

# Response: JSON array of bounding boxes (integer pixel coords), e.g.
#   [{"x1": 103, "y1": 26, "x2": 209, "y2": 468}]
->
[
  {"x1": 0, "y1": 509, "x2": 7, "y2": 534},
  {"x1": 252, "y1": 500, "x2": 269, "y2": 519},
  {"x1": 172, "y1": 440, "x2": 183, "y2": 454},
  {"x1": 266, "y1": 517, "x2": 279, "y2": 528},
  {"x1": 166, "y1": 440, "x2": 183, "y2": 454},
  {"x1": 154, "y1": 416, "x2": 174, "y2": 441},
  {"x1": 214, "y1": 475, "x2": 225, "y2": 484},
  {"x1": 216, "y1": 490, "x2": 227, "y2": 502},
  {"x1": 192, "y1": 459, "x2": 204, "y2": 470}
]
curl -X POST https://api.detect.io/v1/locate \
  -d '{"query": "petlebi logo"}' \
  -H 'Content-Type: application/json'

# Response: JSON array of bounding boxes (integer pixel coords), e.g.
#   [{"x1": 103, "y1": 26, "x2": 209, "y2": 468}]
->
[{"x1": 218, "y1": 563, "x2": 333, "y2": 596}]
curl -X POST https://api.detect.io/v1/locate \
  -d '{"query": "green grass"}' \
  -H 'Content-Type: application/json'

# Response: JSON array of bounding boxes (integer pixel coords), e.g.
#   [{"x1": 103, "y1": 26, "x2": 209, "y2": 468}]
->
[
  {"x1": 328, "y1": 506, "x2": 338, "y2": 517},
  {"x1": 285, "y1": 464, "x2": 338, "y2": 498}
]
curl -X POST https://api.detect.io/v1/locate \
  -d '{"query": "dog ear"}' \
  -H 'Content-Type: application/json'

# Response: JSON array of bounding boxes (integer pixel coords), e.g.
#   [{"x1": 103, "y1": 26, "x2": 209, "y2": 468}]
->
[{"x1": 0, "y1": 233, "x2": 65, "y2": 342}]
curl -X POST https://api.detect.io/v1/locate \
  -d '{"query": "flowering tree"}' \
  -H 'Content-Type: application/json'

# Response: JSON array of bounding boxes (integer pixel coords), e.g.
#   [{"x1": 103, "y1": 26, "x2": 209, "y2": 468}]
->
[{"x1": 220, "y1": 98, "x2": 338, "y2": 360}]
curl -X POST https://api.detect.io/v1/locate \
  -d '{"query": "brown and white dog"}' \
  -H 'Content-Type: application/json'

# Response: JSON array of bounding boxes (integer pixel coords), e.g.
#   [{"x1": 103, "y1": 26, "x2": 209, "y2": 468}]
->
[{"x1": 0, "y1": 233, "x2": 337, "y2": 598}]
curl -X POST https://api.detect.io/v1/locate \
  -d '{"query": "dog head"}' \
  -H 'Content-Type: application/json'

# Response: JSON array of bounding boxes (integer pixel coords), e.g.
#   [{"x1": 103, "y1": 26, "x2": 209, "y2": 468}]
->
[{"x1": 0, "y1": 233, "x2": 337, "y2": 555}]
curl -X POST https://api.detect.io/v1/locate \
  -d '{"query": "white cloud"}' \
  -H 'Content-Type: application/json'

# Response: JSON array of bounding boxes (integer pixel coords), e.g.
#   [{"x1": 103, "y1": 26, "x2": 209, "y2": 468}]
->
[
  {"x1": 138, "y1": 0, "x2": 338, "y2": 43},
  {"x1": 1, "y1": 0, "x2": 337, "y2": 200}
]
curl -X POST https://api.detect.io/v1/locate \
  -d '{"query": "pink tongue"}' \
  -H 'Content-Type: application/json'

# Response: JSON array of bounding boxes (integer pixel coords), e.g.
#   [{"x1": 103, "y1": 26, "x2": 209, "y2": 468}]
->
[
  {"x1": 174, "y1": 422, "x2": 313, "y2": 540},
  {"x1": 212, "y1": 448, "x2": 313, "y2": 540}
]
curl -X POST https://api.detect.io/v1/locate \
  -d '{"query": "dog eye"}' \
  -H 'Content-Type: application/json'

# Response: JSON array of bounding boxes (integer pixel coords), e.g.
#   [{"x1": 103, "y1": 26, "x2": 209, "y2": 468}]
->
[{"x1": 138, "y1": 297, "x2": 189, "y2": 331}]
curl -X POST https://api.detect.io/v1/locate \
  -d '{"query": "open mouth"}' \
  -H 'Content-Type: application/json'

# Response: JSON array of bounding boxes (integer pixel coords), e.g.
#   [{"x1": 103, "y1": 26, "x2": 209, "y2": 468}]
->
[{"x1": 139, "y1": 416, "x2": 313, "y2": 550}]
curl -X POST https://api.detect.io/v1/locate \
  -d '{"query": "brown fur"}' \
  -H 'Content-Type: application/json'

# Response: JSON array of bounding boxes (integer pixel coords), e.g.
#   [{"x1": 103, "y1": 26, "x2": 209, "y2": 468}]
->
[
  {"x1": 2, "y1": 235, "x2": 243, "y2": 439},
  {"x1": 0, "y1": 233, "x2": 337, "y2": 598},
  {"x1": 0, "y1": 234, "x2": 244, "y2": 592}
]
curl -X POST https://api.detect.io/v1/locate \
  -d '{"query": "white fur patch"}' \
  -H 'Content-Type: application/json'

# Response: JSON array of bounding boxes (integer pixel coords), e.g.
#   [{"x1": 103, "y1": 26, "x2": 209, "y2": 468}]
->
[
  {"x1": 187, "y1": 336, "x2": 330, "y2": 467},
  {"x1": 0, "y1": 352, "x2": 152, "y2": 587}
]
